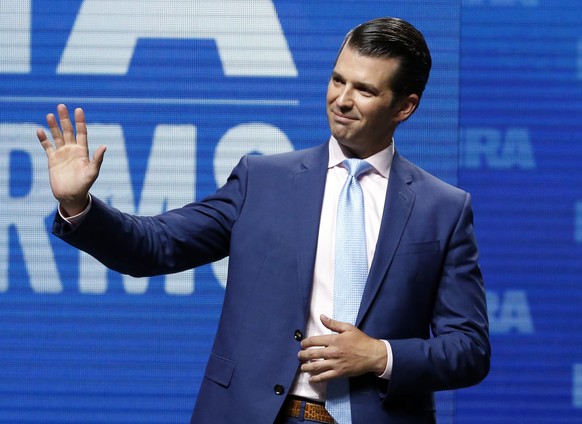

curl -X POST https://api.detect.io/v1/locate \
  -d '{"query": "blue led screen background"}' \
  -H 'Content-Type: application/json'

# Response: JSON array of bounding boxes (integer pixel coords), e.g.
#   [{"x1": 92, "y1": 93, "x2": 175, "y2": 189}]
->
[{"x1": 1, "y1": 0, "x2": 581, "y2": 422}]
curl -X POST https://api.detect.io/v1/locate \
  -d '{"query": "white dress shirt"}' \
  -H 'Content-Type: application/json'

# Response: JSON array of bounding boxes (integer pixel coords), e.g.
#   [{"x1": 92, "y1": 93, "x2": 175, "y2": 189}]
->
[{"x1": 290, "y1": 136, "x2": 394, "y2": 401}]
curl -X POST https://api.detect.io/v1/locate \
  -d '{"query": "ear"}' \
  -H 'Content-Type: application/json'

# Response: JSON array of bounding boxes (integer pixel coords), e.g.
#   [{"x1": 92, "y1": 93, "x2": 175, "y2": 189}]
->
[{"x1": 394, "y1": 93, "x2": 420, "y2": 123}]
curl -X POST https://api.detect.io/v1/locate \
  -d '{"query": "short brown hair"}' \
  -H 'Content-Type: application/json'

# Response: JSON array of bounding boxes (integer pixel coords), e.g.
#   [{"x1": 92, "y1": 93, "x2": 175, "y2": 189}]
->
[{"x1": 339, "y1": 17, "x2": 432, "y2": 102}]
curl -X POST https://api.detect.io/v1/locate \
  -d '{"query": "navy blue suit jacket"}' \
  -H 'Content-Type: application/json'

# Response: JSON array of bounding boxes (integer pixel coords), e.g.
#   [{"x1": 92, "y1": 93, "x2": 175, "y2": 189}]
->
[{"x1": 53, "y1": 142, "x2": 490, "y2": 423}]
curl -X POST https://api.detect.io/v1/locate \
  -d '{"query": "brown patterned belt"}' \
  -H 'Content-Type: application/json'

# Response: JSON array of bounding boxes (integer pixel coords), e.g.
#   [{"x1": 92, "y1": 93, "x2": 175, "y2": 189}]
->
[{"x1": 281, "y1": 396, "x2": 335, "y2": 423}]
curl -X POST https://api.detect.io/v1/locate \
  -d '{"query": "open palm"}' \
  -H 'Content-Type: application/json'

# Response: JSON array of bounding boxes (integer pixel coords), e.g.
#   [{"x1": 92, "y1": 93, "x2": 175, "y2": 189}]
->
[{"x1": 36, "y1": 104, "x2": 106, "y2": 216}]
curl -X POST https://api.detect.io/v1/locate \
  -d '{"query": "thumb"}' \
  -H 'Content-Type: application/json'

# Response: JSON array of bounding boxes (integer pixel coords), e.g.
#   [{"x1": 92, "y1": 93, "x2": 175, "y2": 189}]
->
[
  {"x1": 320, "y1": 314, "x2": 352, "y2": 333},
  {"x1": 85, "y1": 145, "x2": 106, "y2": 186},
  {"x1": 91, "y1": 145, "x2": 107, "y2": 172}
]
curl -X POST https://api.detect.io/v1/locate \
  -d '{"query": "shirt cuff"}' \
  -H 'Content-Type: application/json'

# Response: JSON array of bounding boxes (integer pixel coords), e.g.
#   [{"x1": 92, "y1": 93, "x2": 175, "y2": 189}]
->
[
  {"x1": 377, "y1": 339, "x2": 393, "y2": 380},
  {"x1": 58, "y1": 194, "x2": 92, "y2": 227}
]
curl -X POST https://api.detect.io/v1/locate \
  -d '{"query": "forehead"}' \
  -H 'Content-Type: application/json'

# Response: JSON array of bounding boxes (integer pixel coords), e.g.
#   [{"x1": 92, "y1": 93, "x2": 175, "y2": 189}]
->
[{"x1": 333, "y1": 47, "x2": 398, "y2": 89}]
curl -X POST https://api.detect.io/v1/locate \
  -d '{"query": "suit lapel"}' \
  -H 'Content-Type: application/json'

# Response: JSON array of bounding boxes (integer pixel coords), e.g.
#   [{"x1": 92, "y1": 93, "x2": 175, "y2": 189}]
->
[
  {"x1": 293, "y1": 144, "x2": 329, "y2": 317},
  {"x1": 356, "y1": 152, "x2": 416, "y2": 326}
]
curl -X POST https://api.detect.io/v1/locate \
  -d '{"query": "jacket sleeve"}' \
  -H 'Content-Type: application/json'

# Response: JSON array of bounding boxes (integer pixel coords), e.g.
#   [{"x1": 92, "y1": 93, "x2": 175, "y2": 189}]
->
[
  {"x1": 52, "y1": 155, "x2": 250, "y2": 277},
  {"x1": 386, "y1": 193, "x2": 490, "y2": 396}
]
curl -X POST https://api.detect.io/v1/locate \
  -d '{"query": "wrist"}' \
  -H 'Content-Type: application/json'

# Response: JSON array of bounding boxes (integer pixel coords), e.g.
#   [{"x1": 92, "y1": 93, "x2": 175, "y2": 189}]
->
[
  {"x1": 59, "y1": 195, "x2": 90, "y2": 217},
  {"x1": 373, "y1": 339, "x2": 388, "y2": 375}
]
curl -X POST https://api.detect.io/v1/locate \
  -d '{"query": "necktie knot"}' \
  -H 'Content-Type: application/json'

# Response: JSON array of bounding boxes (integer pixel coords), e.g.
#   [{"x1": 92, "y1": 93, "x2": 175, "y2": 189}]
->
[{"x1": 343, "y1": 158, "x2": 372, "y2": 179}]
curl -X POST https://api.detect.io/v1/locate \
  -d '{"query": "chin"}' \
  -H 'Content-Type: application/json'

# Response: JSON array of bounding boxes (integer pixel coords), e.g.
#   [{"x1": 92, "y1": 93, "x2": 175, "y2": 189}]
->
[
  {"x1": 331, "y1": 132, "x2": 349, "y2": 146},
  {"x1": 330, "y1": 125, "x2": 351, "y2": 140},
  {"x1": 335, "y1": 138, "x2": 358, "y2": 154}
]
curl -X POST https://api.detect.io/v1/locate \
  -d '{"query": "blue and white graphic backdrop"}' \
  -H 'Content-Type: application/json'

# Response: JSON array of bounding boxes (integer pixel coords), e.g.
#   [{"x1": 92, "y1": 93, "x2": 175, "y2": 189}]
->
[{"x1": 0, "y1": 0, "x2": 580, "y2": 422}]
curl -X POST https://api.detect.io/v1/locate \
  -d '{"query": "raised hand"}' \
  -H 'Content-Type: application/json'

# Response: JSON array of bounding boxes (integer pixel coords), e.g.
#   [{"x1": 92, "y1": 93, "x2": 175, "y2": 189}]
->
[{"x1": 36, "y1": 104, "x2": 106, "y2": 216}]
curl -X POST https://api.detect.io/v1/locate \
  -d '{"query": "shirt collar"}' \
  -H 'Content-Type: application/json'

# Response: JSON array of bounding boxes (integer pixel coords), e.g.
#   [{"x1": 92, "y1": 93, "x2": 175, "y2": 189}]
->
[{"x1": 328, "y1": 136, "x2": 394, "y2": 178}]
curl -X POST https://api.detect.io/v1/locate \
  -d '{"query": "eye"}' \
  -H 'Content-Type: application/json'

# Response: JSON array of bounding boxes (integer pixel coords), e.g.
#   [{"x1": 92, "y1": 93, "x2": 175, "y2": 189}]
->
[
  {"x1": 332, "y1": 75, "x2": 344, "y2": 85},
  {"x1": 356, "y1": 87, "x2": 375, "y2": 98}
]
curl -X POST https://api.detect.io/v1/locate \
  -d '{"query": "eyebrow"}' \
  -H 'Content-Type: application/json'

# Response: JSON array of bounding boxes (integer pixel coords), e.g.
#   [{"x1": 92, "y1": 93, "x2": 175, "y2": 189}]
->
[{"x1": 331, "y1": 71, "x2": 380, "y2": 95}]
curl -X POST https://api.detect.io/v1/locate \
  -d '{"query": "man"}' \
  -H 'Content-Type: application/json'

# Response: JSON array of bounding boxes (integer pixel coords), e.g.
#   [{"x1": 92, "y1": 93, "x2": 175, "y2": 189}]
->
[{"x1": 37, "y1": 17, "x2": 489, "y2": 424}]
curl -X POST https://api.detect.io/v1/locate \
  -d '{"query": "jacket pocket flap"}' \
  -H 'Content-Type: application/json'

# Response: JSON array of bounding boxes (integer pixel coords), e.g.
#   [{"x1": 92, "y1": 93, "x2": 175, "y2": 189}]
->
[{"x1": 204, "y1": 352, "x2": 235, "y2": 388}]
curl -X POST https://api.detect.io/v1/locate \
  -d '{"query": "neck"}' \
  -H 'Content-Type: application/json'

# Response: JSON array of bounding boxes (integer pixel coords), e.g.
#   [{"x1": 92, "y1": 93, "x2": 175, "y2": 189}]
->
[{"x1": 337, "y1": 139, "x2": 393, "y2": 159}]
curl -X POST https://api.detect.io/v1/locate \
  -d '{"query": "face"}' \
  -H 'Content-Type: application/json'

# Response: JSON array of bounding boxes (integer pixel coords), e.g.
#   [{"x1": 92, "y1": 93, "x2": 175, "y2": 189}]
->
[{"x1": 326, "y1": 46, "x2": 418, "y2": 158}]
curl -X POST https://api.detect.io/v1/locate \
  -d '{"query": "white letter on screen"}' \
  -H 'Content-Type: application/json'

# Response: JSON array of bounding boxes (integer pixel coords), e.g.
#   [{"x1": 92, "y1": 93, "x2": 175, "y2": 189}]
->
[
  {"x1": 0, "y1": 0, "x2": 31, "y2": 73},
  {"x1": 58, "y1": 0, "x2": 297, "y2": 77},
  {"x1": 0, "y1": 124, "x2": 61, "y2": 292}
]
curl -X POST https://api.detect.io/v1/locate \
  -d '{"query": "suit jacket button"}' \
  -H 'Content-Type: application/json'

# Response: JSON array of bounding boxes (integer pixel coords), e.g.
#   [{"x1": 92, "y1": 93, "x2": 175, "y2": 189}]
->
[
  {"x1": 274, "y1": 384, "x2": 285, "y2": 395},
  {"x1": 294, "y1": 329, "x2": 303, "y2": 341}
]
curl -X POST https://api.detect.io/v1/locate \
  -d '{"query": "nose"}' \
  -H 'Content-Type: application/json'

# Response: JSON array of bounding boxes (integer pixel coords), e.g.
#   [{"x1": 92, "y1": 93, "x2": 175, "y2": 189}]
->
[{"x1": 336, "y1": 86, "x2": 353, "y2": 110}]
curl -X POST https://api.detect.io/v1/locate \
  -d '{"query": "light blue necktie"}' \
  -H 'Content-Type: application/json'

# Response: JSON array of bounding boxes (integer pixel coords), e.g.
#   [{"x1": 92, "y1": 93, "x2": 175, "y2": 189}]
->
[{"x1": 326, "y1": 158, "x2": 372, "y2": 424}]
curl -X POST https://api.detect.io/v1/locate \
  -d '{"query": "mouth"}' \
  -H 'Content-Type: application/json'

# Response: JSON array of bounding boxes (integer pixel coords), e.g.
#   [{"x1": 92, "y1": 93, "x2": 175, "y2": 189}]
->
[{"x1": 331, "y1": 110, "x2": 357, "y2": 124}]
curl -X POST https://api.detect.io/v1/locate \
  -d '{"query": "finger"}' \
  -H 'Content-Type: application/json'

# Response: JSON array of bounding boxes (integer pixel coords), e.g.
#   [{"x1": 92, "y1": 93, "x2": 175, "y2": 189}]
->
[
  {"x1": 309, "y1": 369, "x2": 339, "y2": 383},
  {"x1": 46, "y1": 112, "x2": 64, "y2": 148},
  {"x1": 36, "y1": 128, "x2": 55, "y2": 157},
  {"x1": 36, "y1": 127, "x2": 47, "y2": 142},
  {"x1": 74, "y1": 107, "x2": 88, "y2": 149},
  {"x1": 301, "y1": 335, "x2": 333, "y2": 350},
  {"x1": 320, "y1": 314, "x2": 352, "y2": 333},
  {"x1": 298, "y1": 347, "x2": 320, "y2": 362},
  {"x1": 298, "y1": 344, "x2": 334, "y2": 362},
  {"x1": 57, "y1": 104, "x2": 76, "y2": 144},
  {"x1": 301, "y1": 357, "x2": 334, "y2": 374}
]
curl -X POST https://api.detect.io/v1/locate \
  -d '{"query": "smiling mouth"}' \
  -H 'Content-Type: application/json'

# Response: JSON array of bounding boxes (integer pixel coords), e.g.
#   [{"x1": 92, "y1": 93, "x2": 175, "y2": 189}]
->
[{"x1": 332, "y1": 110, "x2": 357, "y2": 123}]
